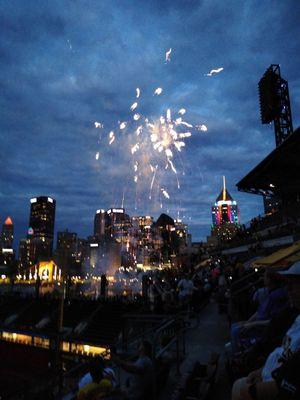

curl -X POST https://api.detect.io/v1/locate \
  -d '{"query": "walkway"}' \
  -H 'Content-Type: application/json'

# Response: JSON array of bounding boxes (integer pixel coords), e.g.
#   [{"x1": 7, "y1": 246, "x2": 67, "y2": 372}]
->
[{"x1": 160, "y1": 299, "x2": 231, "y2": 399}]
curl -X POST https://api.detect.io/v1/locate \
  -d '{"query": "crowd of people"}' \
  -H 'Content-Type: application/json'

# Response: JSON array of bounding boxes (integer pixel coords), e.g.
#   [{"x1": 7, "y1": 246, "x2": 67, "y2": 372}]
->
[
  {"x1": 220, "y1": 213, "x2": 300, "y2": 250},
  {"x1": 228, "y1": 266, "x2": 300, "y2": 399},
  {"x1": 71, "y1": 252, "x2": 300, "y2": 400},
  {"x1": 76, "y1": 340, "x2": 154, "y2": 400}
]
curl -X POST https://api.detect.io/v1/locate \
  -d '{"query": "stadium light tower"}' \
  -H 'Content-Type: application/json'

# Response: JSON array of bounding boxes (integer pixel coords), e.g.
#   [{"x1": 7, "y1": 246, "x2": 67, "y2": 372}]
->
[{"x1": 258, "y1": 64, "x2": 293, "y2": 147}]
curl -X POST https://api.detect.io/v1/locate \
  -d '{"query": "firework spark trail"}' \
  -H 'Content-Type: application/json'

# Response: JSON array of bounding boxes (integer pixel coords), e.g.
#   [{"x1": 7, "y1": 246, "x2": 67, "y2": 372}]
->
[
  {"x1": 165, "y1": 48, "x2": 172, "y2": 62},
  {"x1": 206, "y1": 67, "x2": 224, "y2": 76},
  {"x1": 95, "y1": 152, "x2": 100, "y2": 160},
  {"x1": 149, "y1": 164, "x2": 158, "y2": 200},
  {"x1": 196, "y1": 124, "x2": 208, "y2": 132},
  {"x1": 154, "y1": 87, "x2": 163, "y2": 95},
  {"x1": 161, "y1": 188, "x2": 170, "y2": 199},
  {"x1": 136, "y1": 126, "x2": 142, "y2": 136},
  {"x1": 130, "y1": 102, "x2": 138, "y2": 111},
  {"x1": 109, "y1": 130, "x2": 115, "y2": 145},
  {"x1": 67, "y1": 39, "x2": 72, "y2": 50},
  {"x1": 131, "y1": 143, "x2": 139, "y2": 154},
  {"x1": 136, "y1": 88, "x2": 140, "y2": 98}
]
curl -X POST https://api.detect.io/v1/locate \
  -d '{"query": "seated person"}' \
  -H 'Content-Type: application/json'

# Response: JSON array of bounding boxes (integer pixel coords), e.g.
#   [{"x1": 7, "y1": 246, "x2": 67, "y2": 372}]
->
[
  {"x1": 229, "y1": 285, "x2": 299, "y2": 378},
  {"x1": 111, "y1": 340, "x2": 153, "y2": 400},
  {"x1": 231, "y1": 271, "x2": 288, "y2": 352},
  {"x1": 232, "y1": 302, "x2": 300, "y2": 400},
  {"x1": 79, "y1": 356, "x2": 116, "y2": 389},
  {"x1": 77, "y1": 358, "x2": 113, "y2": 400}
]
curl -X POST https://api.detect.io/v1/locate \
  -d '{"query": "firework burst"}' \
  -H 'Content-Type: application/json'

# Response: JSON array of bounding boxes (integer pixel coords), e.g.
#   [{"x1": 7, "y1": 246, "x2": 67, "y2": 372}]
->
[{"x1": 94, "y1": 49, "x2": 208, "y2": 210}]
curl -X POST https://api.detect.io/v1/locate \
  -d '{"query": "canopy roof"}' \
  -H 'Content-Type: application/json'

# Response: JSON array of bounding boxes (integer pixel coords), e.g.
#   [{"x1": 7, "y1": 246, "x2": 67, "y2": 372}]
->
[
  {"x1": 252, "y1": 241, "x2": 300, "y2": 268},
  {"x1": 237, "y1": 128, "x2": 300, "y2": 196}
]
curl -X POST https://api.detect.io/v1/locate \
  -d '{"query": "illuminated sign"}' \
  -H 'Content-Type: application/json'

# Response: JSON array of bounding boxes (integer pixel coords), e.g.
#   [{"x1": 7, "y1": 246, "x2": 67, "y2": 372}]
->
[
  {"x1": 47, "y1": 197, "x2": 54, "y2": 203},
  {"x1": 96, "y1": 209, "x2": 105, "y2": 214},
  {"x1": 90, "y1": 243, "x2": 99, "y2": 247},
  {"x1": 2, "y1": 248, "x2": 13, "y2": 254},
  {"x1": 38, "y1": 260, "x2": 59, "y2": 282},
  {"x1": 30, "y1": 198, "x2": 37, "y2": 204},
  {"x1": 107, "y1": 208, "x2": 124, "y2": 214}
]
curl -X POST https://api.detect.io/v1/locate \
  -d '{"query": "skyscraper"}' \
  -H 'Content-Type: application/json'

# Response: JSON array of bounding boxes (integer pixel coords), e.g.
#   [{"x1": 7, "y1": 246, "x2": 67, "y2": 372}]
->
[
  {"x1": 212, "y1": 177, "x2": 240, "y2": 227},
  {"x1": 29, "y1": 196, "x2": 56, "y2": 260},
  {"x1": 55, "y1": 229, "x2": 77, "y2": 272},
  {"x1": 0, "y1": 217, "x2": 14, "y2": 267},
  {"x1": 1, "y1": 216, "x2": 14, "y2": 249},
  {"x1": 94, "y1": 209, "x2": 109, "y2": 239},
  {"x1": 106, "y1": 208, "x2": 131, "y2": 246}
]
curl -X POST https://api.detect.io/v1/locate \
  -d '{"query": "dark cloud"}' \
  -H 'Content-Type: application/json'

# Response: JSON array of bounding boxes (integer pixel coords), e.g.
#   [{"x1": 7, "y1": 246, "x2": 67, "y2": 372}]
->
[{"x1": 0, "y1": 0, "x2": 300, "y2": 249}]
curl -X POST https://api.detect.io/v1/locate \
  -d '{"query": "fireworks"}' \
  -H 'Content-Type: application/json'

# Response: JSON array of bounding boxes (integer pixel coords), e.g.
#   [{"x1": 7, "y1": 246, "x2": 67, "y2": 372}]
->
[
  {"x1": 165, "y1": 48, "x2": 172, "y2": 62},
  {"x1": 154, "y1": 87, "x2": 163, "y2": 95},
  {"x1": 130, "y1": 102, "x2": 138, "y2": 111},
  {"x1": 206, "y1": 67, "x2": 224, "y2": 76},
  {"x1": 196, "y1": 124, "x2": 208, "y2": 132},
  {"x1": 109, "y1": 131, "x2": 115, "y2": 145},
  {"x1": 94, "y1": 49, "x2": 209, "y2": 209}
]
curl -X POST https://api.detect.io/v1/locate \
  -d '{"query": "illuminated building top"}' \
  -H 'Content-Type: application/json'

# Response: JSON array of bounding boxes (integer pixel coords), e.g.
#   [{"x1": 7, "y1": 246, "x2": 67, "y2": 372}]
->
[
  {"x1": 4, "y1": 216, "x2": 13, "y2": 225},
  {"x1": 212, "y1": 176, "x2": 240, "y2": 227}
]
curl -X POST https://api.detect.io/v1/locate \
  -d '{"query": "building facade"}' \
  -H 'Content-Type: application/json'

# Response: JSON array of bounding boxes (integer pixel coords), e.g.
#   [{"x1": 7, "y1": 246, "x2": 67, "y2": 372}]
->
[
  {"x1": 211, "y1": 177, "x2": 240, "y2": 240},
  {"x1": 0, "y1": 216, "x2": 15, "y2": 268},
  {"x1": 28, "y1": 196, "x2": 56, "y2": 261}
]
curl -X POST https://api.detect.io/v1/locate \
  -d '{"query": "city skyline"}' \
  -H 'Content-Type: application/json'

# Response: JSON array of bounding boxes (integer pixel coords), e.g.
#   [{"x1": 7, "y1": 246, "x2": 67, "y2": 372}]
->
[
  {"x1": 1, "y1": 197, "x2": 189, "y2": 253},
  {"x1": 1, "y1": 1, "x2": 300, "y2": 246}
]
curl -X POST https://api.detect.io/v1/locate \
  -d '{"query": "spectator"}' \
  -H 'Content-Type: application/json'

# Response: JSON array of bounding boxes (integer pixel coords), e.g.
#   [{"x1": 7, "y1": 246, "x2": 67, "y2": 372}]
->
[
  {"x1": 232, "y1": 314, "x2": 300, "y2": 400},
  {"x1": 177, "y1": 274, "x2": 194, "y2": 305},
  {"x1": 229, "y1": 272, "x2": 300, "y2": 378},
  {"x1": 111, "y1": 340, "x2": 153, "y2": 400},
  {"x1": 77, "y1": 357, "x2": 112, "y2": 400},
  {"x1": 100, "y1": 274, "x2": 108, "y2": 297},
  {"x1": 252, "y1": 286, "x2": 269, "y2": 308},
  {"x1": 79, "y1": 356, "x2": 116, "y2": 389},
  {"x1": 230, "y1": 271, "x2": 288, "y2": 352}
]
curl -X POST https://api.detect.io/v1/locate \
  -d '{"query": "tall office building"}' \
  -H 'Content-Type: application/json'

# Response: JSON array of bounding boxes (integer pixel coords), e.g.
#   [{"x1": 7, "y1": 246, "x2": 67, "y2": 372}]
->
[
  {"x1": 1, "y1": 217, "x2": 14, "y2": 248},
  {"x1": 18, "y1": 235, "x2": 36, "y2": 271},
  {"x1": 106, "y1": 208, "x2": 131, "y2": 245},
  {"x1": 212, "y1": 177, "x2": 240, "y2": 227},
  {"x1": 211, "y1": 177, "x2": 240, "y2": 240},
  {"x1": 57, "y1": 230, "x2": 77, "y2": 253},
  {"x1": 55, "y1": 229, "x2": 77, "y2": 272},
  {"x1": 0, "y1": 217, "x2": 14, "y2": 267},
  {"x1": 94, "y1": 209, "x2": 109, "y2": 239},
  {"x1": 29, "y1": 196, "x2": 56, "y2": 260}
]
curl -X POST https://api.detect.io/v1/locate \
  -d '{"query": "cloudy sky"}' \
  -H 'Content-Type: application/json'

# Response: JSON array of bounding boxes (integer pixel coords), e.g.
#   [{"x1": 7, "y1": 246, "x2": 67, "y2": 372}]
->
[{"x1": 1, "y1": 0, "x2": 300, "y2": 248}]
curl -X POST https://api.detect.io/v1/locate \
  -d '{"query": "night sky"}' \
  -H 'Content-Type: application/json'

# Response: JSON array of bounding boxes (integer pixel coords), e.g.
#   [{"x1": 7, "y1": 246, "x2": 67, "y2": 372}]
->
[{"x1": 1, "y1": 0, "x2": 300, "y2": 248}]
